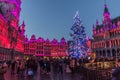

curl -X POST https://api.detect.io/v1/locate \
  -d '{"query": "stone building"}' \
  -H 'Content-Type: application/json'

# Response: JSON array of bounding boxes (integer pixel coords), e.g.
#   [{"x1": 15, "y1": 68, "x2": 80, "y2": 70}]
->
[
  {"x1": 0, "y1": 0, "x2": 25, "y2": 60},
  {"x1": 24, "y1": 35, "x2": 68, "y2": 58},
  {"x1": 92, "y1": 3, "x2": 120, "y2": 59}
]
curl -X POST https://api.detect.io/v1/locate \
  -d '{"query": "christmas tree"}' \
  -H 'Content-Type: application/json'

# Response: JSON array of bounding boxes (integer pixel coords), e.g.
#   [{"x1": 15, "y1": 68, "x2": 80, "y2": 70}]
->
[{"x1": 68, "y1": 11, "x2": 89, "y2": 58}]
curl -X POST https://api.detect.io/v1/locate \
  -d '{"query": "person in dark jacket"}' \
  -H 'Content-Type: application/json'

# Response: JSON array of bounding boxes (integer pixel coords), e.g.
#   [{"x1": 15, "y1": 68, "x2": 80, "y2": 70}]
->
[
  {"x1": 112, "y1": 59, "x2": 120, "y2": 80},
  {"x1": 46, "y1": 58, "x2": 51, "y2": 74},
  {"x1": 58, "y1": 58, "x2": 64, "y2": 74},
  {"x1": 0, "y1": 62, "x2": 8, "y2": 80},
  {"x1": 11, "y1": 60, "x2": 16, "y2": 75}
]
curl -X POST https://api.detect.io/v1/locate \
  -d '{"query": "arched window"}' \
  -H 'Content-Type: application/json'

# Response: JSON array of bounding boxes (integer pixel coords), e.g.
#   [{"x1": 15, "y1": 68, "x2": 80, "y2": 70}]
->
[
  {"x1": 103, "y1": 50, "x2": 106, "y2": 57},
  {"x1": 112, "y1": 49, "x2": 116, "y2": 57},
  {"x1": 107, "y1": 50, "x2": 111, "y2": 57}
]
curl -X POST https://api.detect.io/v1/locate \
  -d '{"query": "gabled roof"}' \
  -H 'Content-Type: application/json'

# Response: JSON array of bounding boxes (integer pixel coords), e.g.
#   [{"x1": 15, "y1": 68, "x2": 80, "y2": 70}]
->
[
  {"x1": 51, "y1": 38, "x2": 58, "y2": 44},
  {"x1": 30, "y1": 34, "x2": 36, "y2": 42},
  {"x1": 24, "y1": 37, "x2": 29, "y2": 43},
  {"x1": 46, "y1": 38, "x2": 50, "y2": 43},
  {"x1": 95, "y1": 16, "x2": 120, "y2": 30},
  {"x1": 60, "y1": 37, "x2": 66, "y2": 44},
  {"x1": 37, "y1": 37, "x2": 44, "y2": 42}
]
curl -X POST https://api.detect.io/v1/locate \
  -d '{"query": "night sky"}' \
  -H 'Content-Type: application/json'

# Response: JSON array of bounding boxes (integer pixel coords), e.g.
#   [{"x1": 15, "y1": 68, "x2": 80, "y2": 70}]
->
[{"x1": 20, "y1": 0, "x2": 120, "y2": 41}]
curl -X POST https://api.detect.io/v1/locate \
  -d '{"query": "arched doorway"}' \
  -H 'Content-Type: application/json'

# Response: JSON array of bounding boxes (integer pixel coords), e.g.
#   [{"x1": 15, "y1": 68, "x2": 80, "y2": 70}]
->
[
  {"x1": 97, "y1": 50, "x2": 100, "y2": 57},
  {"x1": 112, "y1": 49, "x2": 116, "y2": 57},
  {"x1": 103, "y1": 50, "x2": 106, "y2": 57},
  {"x1": 99, "y1": 50, "x2": 102, "y2": 57},
  {"x1": 117, "y1": 48, "x2": 120, "y2": 58},
  {"x1": 107, "y1": 50, "x2": 111, "y2": 57}
]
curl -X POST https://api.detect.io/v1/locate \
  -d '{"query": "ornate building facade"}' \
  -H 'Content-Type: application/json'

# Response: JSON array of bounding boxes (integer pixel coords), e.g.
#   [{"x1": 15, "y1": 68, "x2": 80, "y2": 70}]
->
[
  {"x1": 92, "y1": 4, "x2": 120, "y2": 59},
  {"x1": 24, "y1": 35, "x2": 68, "y2": 58},
  {"x1": 0, "y1": 0, "x2": 25, "y2": 60}
]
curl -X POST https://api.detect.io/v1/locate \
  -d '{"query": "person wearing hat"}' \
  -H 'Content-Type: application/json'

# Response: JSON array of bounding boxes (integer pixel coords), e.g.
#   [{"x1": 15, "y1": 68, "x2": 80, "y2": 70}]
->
[
  {"x1": 112, "y1": 59, "x2": 120, "y2": 80},
  {"x1": 0, "y1": 62, "x2": 8, "y2": 80}
]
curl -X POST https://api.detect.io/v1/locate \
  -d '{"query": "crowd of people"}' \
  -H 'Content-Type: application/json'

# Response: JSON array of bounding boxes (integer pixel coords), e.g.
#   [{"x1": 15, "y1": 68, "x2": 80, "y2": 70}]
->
[
  {"x1": 0, "y1": 56, "x2": 88, "y2": 79},
  {"x1": 38, "y1": 57, "x2": 85, "y2": 74},
  {"x1": 0, "y1": 56, "x2": 119, "y2": 80}
]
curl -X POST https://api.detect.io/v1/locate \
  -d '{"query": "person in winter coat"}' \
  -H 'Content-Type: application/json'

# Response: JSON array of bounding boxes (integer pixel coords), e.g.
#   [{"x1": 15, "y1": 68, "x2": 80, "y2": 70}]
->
[
  {"x1": 69, "y1": 58, "x2": 75, "y2": 74},
  {"x1": 112, "y1": 59, "x2": 120, "y2": 80},
  {"x1": 0, "y1": 62, "x2": 8, "y2": 80}
]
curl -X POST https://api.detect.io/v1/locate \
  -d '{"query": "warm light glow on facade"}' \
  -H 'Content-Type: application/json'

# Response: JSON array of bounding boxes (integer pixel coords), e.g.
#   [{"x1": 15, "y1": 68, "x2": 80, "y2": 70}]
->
[{"x1": 24, "y1": 35, "x2": 68, "y2": 57}]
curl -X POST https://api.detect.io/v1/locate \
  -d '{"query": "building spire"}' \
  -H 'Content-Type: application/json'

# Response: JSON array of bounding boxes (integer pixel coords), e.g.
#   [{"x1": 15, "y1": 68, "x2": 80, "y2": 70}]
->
[
  {"x1": 104, "y1": 0, "x2": 109, "y2": 14},
  {"x1": 22, "y1": 21, "x2": 25, "y2": 27},
  {"x1": 104, "y1": 0, "x2": 106, "y2": 4},
  {"x1": 103, "y1": 0, "x2": 111, "y2": 26},
  {"x1": 92, "y1": 24, "x2": 95, "y2": 31},
  {"x1": 96, "y1": 19, "x2": 99, "y2": 26},
  {"x1": 21, "y1": 21, "x2": 25, "y2": 35}
]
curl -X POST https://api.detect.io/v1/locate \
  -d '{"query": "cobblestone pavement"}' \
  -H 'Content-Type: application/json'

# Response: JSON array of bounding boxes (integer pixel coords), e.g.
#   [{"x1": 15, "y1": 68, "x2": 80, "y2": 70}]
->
[{"x1": 4, "y1": 65, "x2": 82, "y2": 80}]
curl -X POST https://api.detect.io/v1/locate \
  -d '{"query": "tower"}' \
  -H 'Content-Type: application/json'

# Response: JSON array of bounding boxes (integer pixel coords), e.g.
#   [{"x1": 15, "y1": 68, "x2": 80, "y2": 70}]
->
[
  {"x1": 103, "y1": 3, "x2": 111, "y2": 27},
  {"x1": 0, "y1": 0, "x2": 21, "y2": 29},
  {"x1": 21, "y1": 21, "x2": 25, "y2": 35}
]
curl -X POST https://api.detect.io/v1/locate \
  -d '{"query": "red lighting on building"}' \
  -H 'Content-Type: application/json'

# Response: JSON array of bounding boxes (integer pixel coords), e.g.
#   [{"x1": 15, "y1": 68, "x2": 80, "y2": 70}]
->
[
  {"x1": 0, "y1": 0, "x2": 25, "y2": 60},
  {"x1": 24, "y1": 35, "x2": 68, "y2": 58},
  {"x1": 92, "y1": 3, "x2": 120, "y2": 59}
]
